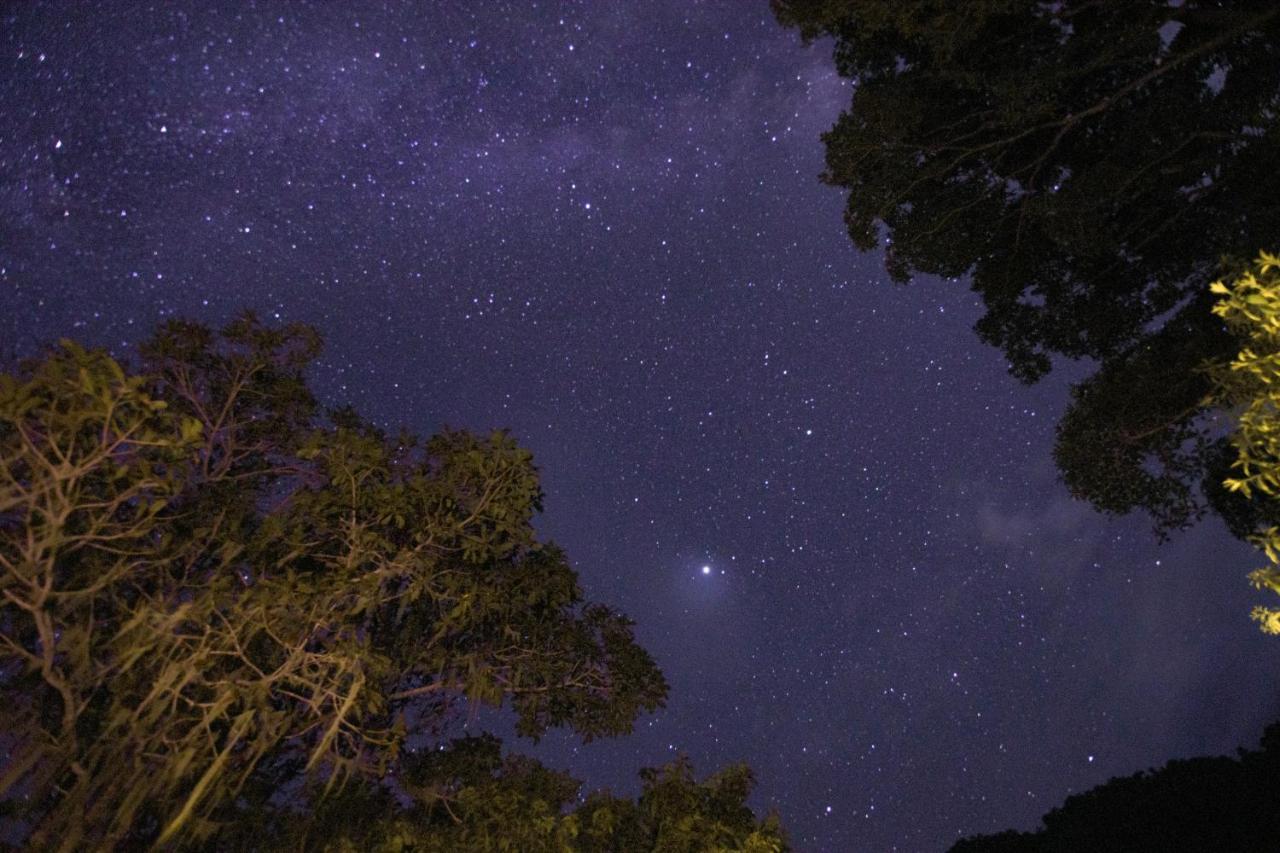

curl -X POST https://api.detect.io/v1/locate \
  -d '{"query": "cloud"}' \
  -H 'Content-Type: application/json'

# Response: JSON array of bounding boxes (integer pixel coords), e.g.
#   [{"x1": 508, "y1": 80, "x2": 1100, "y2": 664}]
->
[{"x1": 976, "y1": 491, "x2": 1098, "y2": 550}]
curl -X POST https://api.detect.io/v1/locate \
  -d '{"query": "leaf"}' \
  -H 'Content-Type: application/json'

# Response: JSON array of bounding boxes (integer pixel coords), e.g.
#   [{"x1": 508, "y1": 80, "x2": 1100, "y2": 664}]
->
[{"x1": 181, "y1": 416, "x2": 204, "y2": 442}]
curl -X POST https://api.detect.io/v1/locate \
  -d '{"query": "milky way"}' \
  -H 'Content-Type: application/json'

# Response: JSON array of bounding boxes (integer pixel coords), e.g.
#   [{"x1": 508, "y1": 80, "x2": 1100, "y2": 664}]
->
[{"x1": 2, "y1": 3, "x2": 1276, "y2": 850}]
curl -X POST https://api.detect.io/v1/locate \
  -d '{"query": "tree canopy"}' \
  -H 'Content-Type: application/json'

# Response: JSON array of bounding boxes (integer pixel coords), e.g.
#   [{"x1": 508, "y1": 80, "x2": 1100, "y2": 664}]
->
[
  {"x1": 1208, "y1": 252, "x2": 1280, "y2": 633},
  {"x1": 0, "y1": 315, "x2": 785, "y2": 850},
  {"x1": 949, "y1": 719, "x2": 1280, "y2": 852},
  {"x1": 775, "y1": 0, "x2": 1280, "y2": 537},
  {"x1": 209, "y1": 735, "x2": 786, "y2": 853}
]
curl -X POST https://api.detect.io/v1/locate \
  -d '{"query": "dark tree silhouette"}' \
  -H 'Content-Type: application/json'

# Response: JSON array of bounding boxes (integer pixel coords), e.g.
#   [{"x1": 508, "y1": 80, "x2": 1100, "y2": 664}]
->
[
  {"x1": 950, "y1": 721, "x2": 1280, "y2": 852},
  {"x1": 775, "y1": 0, "x2": 1280, "y2": 538},
  {"x1": 207, "y1": 736, "x2": 787, "y2": 852}
]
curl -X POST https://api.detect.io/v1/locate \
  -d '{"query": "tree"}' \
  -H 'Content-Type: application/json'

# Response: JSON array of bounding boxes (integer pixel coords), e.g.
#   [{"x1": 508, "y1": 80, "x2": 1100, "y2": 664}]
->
[
  {"x1": 0, "y1": 314, "x2": 721, "y2": 849},
  {"x1": 208, "y1": 736, "x2": 787, "y2": 852},
  {"x1": 1208, "y1": 252, "x2": 1280, "y2": 634},
  {"x1": 774, "y1": 0, "x2": 1280, "y2": 537},
  {"x1": 949, "y1": 719, "x2": 1280, "y2": 852}
]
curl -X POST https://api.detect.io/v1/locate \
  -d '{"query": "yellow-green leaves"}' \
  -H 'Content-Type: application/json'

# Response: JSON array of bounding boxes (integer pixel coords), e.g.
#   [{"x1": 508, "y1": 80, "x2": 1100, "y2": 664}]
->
[
  {"x1": 1211, "y1": 252, "x2": 1280, "y2": 633},
  {"x1": 0, "y1": 315, "x2": 671, "y2": 849},
  {"x1": 180, "y1": 415, "x2": 204, "y2": 442}
]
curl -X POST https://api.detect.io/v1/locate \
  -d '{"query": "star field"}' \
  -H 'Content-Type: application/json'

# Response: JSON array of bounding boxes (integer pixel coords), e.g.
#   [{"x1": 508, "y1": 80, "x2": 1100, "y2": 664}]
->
[{"x1": 3, "y1": 3, "x2": 1278, "y2": 850}]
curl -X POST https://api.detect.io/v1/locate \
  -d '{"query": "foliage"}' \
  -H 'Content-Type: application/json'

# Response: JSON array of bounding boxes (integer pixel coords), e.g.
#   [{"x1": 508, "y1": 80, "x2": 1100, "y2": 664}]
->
[
  {"x1": 775, "y1": 0, "x2": 1280, "y2": 537},
  {"x1": 1051, "y1": 299, "x2": 1229, "y2": 537},
  {"x1": 209, "y1": 736, "x2": 788, "y2": 852},
  {"x1": 0, "y1": 314, "x2": 672, "y2": 849},
  {"x1": 949, "y1": 719, "x2": 1280, "y2": 852},
  {"x1": 1209, "y1": 252, "x2": 1280, "y2": 633}
]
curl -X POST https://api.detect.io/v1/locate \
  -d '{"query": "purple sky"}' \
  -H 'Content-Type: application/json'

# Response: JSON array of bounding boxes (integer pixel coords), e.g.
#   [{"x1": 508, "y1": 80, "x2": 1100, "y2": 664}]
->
[{"x1": 3, "y1": 3, "x2": 1277, "y2": 850}]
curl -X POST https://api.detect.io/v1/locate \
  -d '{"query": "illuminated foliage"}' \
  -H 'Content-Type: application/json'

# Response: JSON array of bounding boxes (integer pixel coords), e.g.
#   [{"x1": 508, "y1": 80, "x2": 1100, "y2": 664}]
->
[
  {"x1": 0, "y1": 314, "x2": 674, "y2": 848},
  {"x1": 1209, "y1": 253, "x2": 1280, "y2": 633}
]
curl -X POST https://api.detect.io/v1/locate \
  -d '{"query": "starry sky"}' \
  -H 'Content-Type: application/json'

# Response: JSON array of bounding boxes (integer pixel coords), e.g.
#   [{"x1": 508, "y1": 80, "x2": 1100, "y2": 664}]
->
[{"x1": 3, "y1": 3, "x2": 1279, "y2": 850}]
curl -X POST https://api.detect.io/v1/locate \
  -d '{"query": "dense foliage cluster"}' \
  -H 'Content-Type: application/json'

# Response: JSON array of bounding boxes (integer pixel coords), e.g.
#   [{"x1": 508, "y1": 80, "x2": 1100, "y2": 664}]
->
[
  {"x1": 775, "y1": 0, "x2": 1280, "y2": 539},
  {"x1": 212, "y1": 737, "x2": 784, "y2": 853},
  {"x1": 1209, "y1": 253, "x2": 1280, "y2": 633},
  {"x1": 0, "y1": 315, "x2": 785, "y2": 850}
]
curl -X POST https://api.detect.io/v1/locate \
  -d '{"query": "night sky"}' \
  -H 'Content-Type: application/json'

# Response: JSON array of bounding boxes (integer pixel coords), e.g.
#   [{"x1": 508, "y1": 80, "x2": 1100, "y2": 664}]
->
[{"x1": 3, "y1": 3, "x2": 1278, "y2": 850}]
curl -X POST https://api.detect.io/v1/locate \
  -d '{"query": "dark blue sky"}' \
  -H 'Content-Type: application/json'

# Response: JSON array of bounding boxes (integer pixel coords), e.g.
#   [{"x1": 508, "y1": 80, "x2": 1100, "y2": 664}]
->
[{"x1": 3, "y1": 3, "x2": 1277, "y2": 850}]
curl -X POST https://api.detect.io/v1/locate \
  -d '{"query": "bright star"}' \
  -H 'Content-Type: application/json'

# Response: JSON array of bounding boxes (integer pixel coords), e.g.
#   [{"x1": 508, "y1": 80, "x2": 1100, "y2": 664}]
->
[{"x1": 701, "y1": 565, "x2": 711, "y2": 575}]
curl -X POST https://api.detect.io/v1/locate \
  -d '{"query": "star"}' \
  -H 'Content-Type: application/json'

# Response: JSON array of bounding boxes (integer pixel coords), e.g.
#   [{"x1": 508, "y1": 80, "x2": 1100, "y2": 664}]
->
[{"x1": 2, "y1": 4, "x2": 1265, "y2": 850}]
